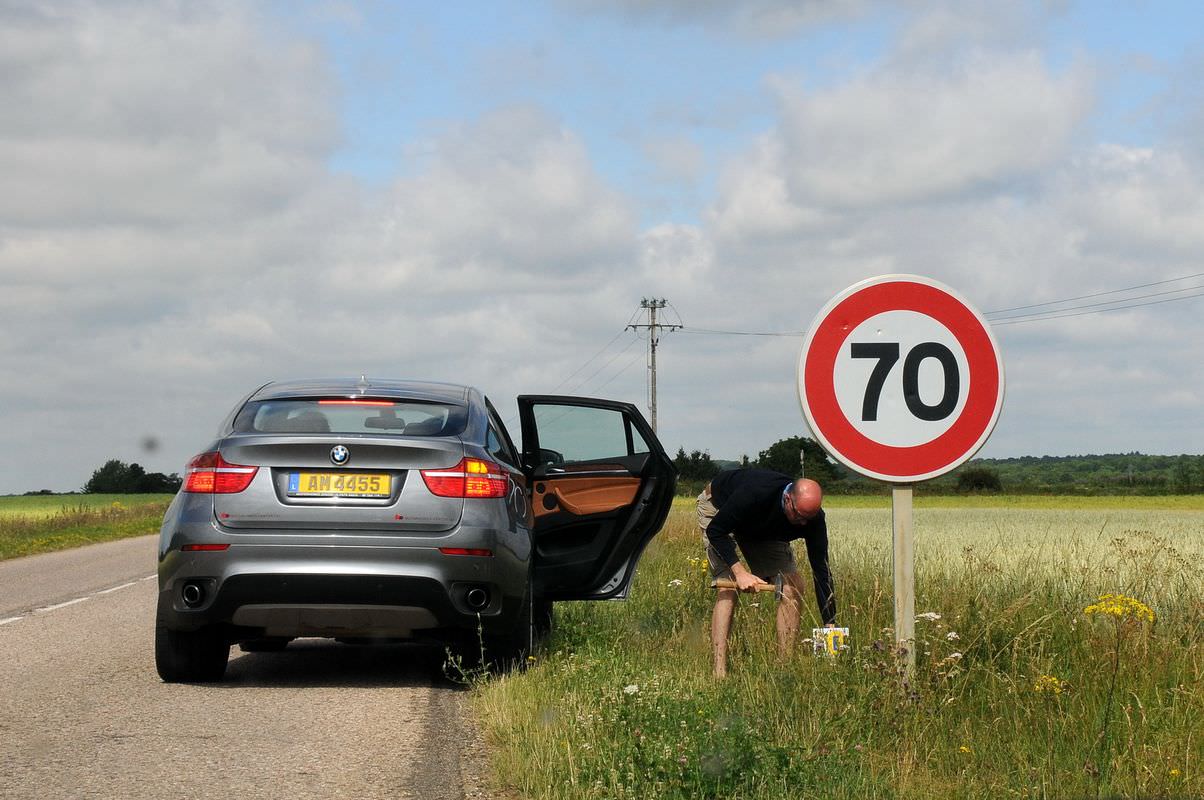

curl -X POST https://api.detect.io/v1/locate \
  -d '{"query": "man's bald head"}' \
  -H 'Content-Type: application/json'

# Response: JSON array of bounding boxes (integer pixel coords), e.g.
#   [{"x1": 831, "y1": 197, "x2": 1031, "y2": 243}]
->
[{"x1": 785, "y1": 478, "x2": 822, "y2": 523}]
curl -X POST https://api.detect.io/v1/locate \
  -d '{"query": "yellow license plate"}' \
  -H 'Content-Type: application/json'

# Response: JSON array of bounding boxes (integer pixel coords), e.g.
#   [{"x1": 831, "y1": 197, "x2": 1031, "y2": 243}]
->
[{"x1": 288, "y1": 472, "x2": 391, "y2": 498}]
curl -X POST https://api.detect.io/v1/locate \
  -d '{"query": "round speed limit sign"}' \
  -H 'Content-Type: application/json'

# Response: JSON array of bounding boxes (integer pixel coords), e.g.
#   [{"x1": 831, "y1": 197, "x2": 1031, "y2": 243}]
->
[{"x1": 798, "y1": 275, "x2": 1005, "y2": 483}]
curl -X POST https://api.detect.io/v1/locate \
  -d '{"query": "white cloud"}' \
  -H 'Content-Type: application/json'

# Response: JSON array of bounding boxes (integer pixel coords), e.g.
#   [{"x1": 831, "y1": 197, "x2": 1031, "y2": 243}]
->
[{"x1": 765, "y1": 52, "x2": 1092, "y2": 210}]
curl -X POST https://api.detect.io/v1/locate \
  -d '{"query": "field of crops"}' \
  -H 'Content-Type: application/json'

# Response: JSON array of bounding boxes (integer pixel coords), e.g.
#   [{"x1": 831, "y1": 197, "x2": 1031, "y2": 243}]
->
[
  {"x1": 0, "y1": 494, "x2": 173, "y2": 559},
  {"x1": 475, "y1": 498, "x2": 1204, "y2": 799}
]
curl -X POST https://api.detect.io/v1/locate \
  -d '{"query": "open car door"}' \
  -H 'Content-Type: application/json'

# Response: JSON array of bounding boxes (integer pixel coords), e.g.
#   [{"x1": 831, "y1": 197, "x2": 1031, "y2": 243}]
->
[{"x1": 518, "y1": 395, "x2": 677, "y2": 600}]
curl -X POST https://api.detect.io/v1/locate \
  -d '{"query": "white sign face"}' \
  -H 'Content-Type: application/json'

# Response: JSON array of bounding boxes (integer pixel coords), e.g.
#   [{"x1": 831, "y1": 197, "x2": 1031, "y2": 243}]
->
[
  {"x1": 831, "y1": 310, "x2": 970, "y2": 448},
  {"x1": 798, "y1": 275, "x2": 1005, "y2": 483}
]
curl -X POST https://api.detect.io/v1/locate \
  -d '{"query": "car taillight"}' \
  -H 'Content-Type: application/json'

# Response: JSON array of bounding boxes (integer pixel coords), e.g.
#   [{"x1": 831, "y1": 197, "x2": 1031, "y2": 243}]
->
[
  {"x1": 421, "y1": 458, "x2": 508, "y2": 498},
  {"x1": 184, "y1": 452, "x2": 258, "y2": 494}
]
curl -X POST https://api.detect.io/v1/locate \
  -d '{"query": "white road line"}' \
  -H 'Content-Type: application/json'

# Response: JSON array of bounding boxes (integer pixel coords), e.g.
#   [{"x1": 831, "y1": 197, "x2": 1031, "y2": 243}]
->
[
  {"x1": 35, "y1": 597, "x2": 90, "y2": 613},
  {"x1": 3, "y1": 575, "x2": 158, "y2": 626},
  {"x1": 96, "y1": 581, "x2": 137, "y2": 595}
]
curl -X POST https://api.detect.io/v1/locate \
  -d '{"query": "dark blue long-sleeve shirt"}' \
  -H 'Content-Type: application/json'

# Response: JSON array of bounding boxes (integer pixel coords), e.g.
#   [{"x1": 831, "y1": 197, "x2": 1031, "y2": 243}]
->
[{"x1": 705, "y1": 468, "x2": 836, "y2": 624}]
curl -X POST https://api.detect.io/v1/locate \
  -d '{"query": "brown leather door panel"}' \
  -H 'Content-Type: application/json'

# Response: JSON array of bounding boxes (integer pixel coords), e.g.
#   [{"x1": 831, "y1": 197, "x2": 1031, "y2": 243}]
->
[{"x1": 533, "y1": 476, "x2": 639, "y2": 519}]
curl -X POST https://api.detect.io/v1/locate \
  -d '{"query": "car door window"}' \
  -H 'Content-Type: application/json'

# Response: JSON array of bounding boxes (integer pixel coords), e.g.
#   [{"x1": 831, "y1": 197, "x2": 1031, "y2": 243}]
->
[
  {"x1": 532, "y1": 404, "x2": 632, "y2": 464},
  {"x1": 484, "y1": 399, "x2": 520, "y2": 468}
]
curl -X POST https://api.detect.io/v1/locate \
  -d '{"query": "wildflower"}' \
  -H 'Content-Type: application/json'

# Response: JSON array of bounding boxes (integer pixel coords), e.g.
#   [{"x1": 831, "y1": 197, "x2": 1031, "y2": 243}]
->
[
  {"x1": 1170, "y1": 769, "x2": 1181, "y2": 778},
  {"x1": 1083, "y1": 593, "x2": 1155, "y2": 623},
  {"x1": 1033, "y1": 674, "x2": 1067, "y2": 695},
  {"x1": 668, "y1": 579, "x2": 683, "y2": 588},
  {"x1": 959, "y1": 745, "x2": 971, "y2": 754},
  {"x1": 527, "y1": 655, "x2": 537, "y2": 663},
  {"x1": 916, "y1": 612, "x2": 942, "y2": 622},
  {"x1": 623, "y1": 684, "x2": 639, "y2": 695},
  {"x1": 946, "y1": 631, "x2": 960, "y2": 641},
  {"x1": 750, "y1": 602, "x2": 759, "y2": 608}
]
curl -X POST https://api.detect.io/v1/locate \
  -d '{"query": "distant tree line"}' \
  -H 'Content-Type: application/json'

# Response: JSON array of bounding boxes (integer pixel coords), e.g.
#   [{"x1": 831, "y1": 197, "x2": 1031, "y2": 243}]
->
[
  {"x1": 673, "y1": 440, "x2": 1203, "y2": 496},
  {"x1": 83, "y1": 459, "x2": 182, "y2": 494},
  {"x1": 672, "y1": 435, "x2": 844, "y2": 496}
]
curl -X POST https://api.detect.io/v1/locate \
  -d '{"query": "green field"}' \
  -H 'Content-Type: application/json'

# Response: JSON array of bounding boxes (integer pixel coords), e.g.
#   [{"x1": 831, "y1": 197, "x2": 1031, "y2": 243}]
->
[
  {"x1": 475, "y1": 499, "x2": 1204, "y2": 799},
  {"x1": 0, "y1": 494, "x2": 173, "y2": 559}
]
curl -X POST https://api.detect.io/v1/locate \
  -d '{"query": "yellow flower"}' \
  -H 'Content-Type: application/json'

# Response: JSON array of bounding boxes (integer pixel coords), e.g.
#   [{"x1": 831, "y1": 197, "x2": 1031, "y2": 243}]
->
[
  {"x1": 959, "y1": 745, "x2": 971, "y2": 754},
  {"x1": 1083, "y1": 593, "x2": 1155, "y2": 623},
  {"x1": 1170, "y1": 768, "x2": 1181, "y2": 778},
  {"x1": 1033, "y1": 674, "x2": 1067, "y2": 695}
]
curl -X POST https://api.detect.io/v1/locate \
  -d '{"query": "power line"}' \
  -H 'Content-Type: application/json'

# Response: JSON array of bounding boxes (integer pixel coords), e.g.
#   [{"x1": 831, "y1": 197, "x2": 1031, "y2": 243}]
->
[
  {"x1": 590, "y1": 348, "x2": 648, "y2": 394},
  {"x1": 984, "y1": 271, "x2": 1204, "y2": 315},
  {"x1": 990, "y1": 288, "x2": 1204, "y2": 325},
  {"x1": 546, "y1": 308, "x2": 644, "y2": 394},
  {"x1": 560, "y1": 333, "x2": 641, "y2": 396},
  {"x1": 678, "y1": 327, "x2": 805, "y2": 337},
  {"x1": 987, "y1": 283, "x2": 1203, "y2": 322},
  {"x1": 675, "y1": 273, "x2": 1204, "y2": 336}
]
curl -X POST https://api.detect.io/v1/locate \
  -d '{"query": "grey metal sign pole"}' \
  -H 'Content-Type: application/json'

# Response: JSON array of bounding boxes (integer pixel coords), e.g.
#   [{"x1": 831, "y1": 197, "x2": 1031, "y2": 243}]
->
[{"x1": 892, "y1": 485, "x2": 915, "y2": 672}]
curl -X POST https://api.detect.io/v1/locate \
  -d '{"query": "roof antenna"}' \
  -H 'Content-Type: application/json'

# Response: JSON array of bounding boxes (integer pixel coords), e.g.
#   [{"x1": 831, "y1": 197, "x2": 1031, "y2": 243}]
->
[{"x1": 357, "y1": 375, "x2": 370, "y2": 394}]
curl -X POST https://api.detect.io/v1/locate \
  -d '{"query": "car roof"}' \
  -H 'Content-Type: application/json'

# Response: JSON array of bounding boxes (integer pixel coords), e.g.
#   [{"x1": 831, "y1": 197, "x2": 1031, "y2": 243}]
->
[{"x1": 248, "y1": 379, "x2": 473, "y2": 405}]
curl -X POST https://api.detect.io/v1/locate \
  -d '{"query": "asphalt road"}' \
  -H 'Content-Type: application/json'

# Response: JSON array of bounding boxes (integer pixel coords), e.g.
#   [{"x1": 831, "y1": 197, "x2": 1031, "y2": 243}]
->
[{"x1": 0, "y1": 535, "x2": 493, "y2": 799}]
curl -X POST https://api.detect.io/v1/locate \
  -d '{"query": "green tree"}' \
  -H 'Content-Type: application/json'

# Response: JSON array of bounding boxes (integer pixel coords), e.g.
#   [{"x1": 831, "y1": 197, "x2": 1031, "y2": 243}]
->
[
  {"x1": 755, "y1": 436, "x2": 841, "y2": 486},
  {"x1": 672, "y1": 448, "x2": 722, "y2": 483},
  {"x1": 84, "y1": 460, "x2": 181, "y2": 493},
  {"x1": 956, "y1": 466, "x2": 1003, "y2": 493}
]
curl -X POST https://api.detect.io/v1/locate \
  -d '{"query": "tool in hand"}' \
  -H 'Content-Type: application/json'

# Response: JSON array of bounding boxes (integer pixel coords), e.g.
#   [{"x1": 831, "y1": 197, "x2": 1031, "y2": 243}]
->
[{"x1": 711, "y1": 572, "x2": 785, "y2": 601}]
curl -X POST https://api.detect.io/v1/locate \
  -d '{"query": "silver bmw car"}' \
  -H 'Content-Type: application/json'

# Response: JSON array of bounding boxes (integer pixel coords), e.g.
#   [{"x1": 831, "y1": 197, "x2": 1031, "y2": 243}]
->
[{"x1": 155, "y1": 378, "x2": 676, "y2": 682}]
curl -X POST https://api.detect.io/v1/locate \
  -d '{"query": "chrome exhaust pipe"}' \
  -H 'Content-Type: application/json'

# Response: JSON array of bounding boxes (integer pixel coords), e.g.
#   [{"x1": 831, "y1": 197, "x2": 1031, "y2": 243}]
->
[
  {"x1": 181, "y1": 582, "x2": 205, "y2": 608},
  {"x1": 465, "y1": 587, "x2": 489, "y2": 610}
]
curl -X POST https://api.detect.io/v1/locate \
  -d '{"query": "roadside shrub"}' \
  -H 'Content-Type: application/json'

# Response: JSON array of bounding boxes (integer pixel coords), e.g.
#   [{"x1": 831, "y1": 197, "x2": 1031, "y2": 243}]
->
[{"x1": 956, "y1": 466, "x2": 1002, "y2": 493}]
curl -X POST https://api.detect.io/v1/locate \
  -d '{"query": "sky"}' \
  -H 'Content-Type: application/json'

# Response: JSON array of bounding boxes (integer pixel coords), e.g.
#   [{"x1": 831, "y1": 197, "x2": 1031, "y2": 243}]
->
[{"x1": 1, "y1": 0, "x2": 1202, "y2": 494}]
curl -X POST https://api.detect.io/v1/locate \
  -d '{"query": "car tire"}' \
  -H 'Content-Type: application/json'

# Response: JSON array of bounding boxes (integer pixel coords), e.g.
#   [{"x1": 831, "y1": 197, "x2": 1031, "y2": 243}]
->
[
  {"x1": 485, "y1": 588, "x2": 535, "y2": 671},
  {"x1": 155, "y1": 625, "x2": 230, "y2": 683}
]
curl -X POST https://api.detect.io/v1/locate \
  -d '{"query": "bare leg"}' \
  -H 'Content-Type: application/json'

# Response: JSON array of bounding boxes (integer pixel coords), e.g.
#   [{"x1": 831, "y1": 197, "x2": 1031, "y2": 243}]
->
[
  {"x1": 776, "y1": 571, "x2": 805, "y2": 659},
  {"x1": 711, "y1": 588, "x2": 738, "y2": 678}
]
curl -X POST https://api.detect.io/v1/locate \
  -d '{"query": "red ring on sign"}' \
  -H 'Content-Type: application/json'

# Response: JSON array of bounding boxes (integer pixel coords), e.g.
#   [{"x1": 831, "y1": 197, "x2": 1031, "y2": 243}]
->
[{"x1": 803, "y1": 280, "x2": 1001, "y2": 480}]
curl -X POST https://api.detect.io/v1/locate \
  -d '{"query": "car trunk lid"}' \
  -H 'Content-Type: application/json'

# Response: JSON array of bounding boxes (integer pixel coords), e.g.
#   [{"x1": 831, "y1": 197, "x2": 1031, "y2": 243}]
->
[{"x1": 213, "y1": 435, "x2": 465, "y2": 533}]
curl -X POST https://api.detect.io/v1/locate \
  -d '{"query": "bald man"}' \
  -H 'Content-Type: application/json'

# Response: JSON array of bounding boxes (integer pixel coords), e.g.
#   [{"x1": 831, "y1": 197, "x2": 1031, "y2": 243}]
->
[{"x1": 698, "y1": 469, "x2": 836, "y2": 678}]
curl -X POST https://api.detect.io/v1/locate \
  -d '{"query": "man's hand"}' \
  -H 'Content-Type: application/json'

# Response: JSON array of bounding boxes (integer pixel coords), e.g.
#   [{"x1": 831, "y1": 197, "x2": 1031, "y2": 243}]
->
[{"x1": 730, "y1": 563, "x2": 769, "y2": 593}]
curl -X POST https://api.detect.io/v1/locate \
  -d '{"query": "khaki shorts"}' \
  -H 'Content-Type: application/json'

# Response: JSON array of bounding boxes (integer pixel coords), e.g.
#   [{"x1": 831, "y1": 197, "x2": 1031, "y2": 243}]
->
[{"x1": 697, "y1": 488, "x2": 796, "y2": 580}]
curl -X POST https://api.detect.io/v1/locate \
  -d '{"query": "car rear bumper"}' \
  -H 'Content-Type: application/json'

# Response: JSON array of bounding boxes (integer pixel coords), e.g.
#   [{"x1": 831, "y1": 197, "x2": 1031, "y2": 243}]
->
[{"x1": 156, "y1": 539, "x2": 528, "y2": 640}]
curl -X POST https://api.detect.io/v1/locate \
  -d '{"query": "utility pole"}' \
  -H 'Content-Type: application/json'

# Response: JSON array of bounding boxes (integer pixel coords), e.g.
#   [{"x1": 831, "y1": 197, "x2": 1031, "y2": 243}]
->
[{"x1": 626, "y1": 298, "x2": 680, "y2": 432}]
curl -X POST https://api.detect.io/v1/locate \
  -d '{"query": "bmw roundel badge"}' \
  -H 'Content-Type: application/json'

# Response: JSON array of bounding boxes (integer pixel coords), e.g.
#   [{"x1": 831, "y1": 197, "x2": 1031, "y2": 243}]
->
[{"x1": 330, "y1": 445, "x2": 350, "y2": 466}]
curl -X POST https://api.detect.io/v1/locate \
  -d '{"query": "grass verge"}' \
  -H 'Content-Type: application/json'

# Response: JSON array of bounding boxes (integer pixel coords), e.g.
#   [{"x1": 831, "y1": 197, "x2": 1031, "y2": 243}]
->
[
  {"x1": 0, "y1": 494, "x2": 171, "y2": 559},
  {"x1": 474, "y1": 501, "x2": 1204, "y2": 799}
]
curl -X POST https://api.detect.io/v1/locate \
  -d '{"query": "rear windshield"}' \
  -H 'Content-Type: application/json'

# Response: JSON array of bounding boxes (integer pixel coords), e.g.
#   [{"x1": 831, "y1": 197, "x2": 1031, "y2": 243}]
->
[{"x1": 232, "y1": 399, "x2": 467, "y2": 437}]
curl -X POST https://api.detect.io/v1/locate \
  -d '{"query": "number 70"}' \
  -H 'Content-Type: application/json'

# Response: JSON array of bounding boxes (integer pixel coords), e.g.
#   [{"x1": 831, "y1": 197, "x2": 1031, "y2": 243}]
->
[{"x1": 850, "y1": 342, "x2": 960, "y2": 422}]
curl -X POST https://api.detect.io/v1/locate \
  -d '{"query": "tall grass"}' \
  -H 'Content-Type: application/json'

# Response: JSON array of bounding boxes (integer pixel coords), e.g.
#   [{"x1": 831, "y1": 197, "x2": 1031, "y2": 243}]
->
[
  {"x1": 0, "y1": 495, "x2": 171, "y2": 559},
  {"x1": 475, "y1": 502, "x2": 1204, "y2": 799}
]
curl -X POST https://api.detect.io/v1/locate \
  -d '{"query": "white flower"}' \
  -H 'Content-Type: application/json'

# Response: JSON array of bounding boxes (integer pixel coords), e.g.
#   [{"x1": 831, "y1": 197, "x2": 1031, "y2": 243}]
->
[
  {"x1": 750, "y1": 602, "x2": 760, "y2": 608},
  {"x1": 946, "y1": 652, "x2": 963, "y2": 661},
  {"x1": 916, "y1": 612, "x2": 942, "y2": 622},
  {"x1": 946, "y1": 631, "x2": 960, "y2": 641},
  {"x1": 668, "y1": 579, "x2": 683, "y2": 588},
  {"x1": 623, "y1": 684, "x2": 639, "y2": 695}
]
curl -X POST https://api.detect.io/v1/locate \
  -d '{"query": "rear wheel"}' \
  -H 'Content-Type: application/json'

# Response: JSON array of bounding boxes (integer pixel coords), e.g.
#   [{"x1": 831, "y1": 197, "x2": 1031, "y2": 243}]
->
[
  {"x1": 484, "y1": 588, "x2": 535, "y2": 672},
  {"x1": 155, "y1": 626, "x2": 230, "y2": 683}
]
